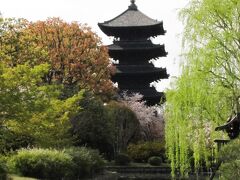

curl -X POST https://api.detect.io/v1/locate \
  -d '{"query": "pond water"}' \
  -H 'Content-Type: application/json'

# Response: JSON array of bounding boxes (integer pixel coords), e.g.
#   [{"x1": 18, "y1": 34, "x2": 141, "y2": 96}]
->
[
  {"x1": 116, "y1": 174, "x2": 211, "y2": 180},
  {"x1": 91, "y1": 172, "x2": 213, "y2": 180}
]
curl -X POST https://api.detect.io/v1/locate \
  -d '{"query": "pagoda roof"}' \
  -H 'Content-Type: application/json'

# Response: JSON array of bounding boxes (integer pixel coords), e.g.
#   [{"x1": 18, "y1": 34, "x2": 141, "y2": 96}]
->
[
  {"x1": 98, "y1": 0, "x2": 165, "y2": 38},
  {"x1": 100, "y1": 6, "x2": 160, "y2": 27},
  {"x1": 112, "y1": 65, "x2": 169, "y2": 86},
  {"x1": 108, "y1": 42, "x2": 167, "y2": 60},
  {"x1": 108, "y1": 40, "x2": 166, "y2": 51},
  {"x1": 114, "y1": 65, "x2": 168, "y2": 77}
]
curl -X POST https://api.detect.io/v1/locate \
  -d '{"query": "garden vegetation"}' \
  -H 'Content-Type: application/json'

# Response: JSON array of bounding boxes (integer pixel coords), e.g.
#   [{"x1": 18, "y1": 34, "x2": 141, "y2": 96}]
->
[
  {"x1": 0, "y1": 17, "x2": 112, "y2": 178},
  {"x1": 3, "y1": 0, "x2": 239, "y2": 178},
  {"x1": 0, "y1": 15, "x2": 166, "y2": 179},
  {"x1": 165, "y1": 0, "x2": 240, "y2": 177}
]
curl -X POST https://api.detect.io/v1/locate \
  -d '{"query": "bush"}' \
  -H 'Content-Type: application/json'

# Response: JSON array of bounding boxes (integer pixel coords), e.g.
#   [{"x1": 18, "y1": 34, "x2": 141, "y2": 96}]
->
[
  {"x1": 127, "y1": 141, "x2": 165, "y2": 162},
  {"x1": 115, "y1": 153, "x2": 131, "y2": 166},
  {"x1": 7, "y1": 147, "x2": 106, "y2": 179},
  {"x1": 0, "y1": 156, "x2": 7, "y2": 180},
  {"x1": 0, "y1": 127, "x2": 35, "y2": 154},
  {"x1": 148, "y1": 156, "x2": 163, "y2": 166},
  {"x1": 64, "y1": 147, "x2": 105, "y2": 178},
  {"x1": 8, "y1": 148, "x2": 73, "y2": 179},
  {"x1": 218, "y1": 138, "x2": 240, "y2": 179}
]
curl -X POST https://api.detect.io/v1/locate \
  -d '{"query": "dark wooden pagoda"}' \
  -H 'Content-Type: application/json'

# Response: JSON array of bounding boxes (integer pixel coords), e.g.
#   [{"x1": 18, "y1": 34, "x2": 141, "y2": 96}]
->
[{"x1": 98, "y1": 0, "x2": 168, "y2": 105}]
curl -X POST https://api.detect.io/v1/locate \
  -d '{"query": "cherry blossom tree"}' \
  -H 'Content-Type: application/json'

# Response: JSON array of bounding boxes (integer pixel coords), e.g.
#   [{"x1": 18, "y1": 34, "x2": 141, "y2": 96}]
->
[{"x1": 120, "y1": 92, "x2": 164, "y2": 141}]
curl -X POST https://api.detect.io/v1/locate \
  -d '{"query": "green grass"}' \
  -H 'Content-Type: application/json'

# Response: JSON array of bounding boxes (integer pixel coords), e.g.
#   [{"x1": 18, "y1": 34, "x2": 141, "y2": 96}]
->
[{"x1": 8, "y1": 174, "x2": 37, "y2": 180}]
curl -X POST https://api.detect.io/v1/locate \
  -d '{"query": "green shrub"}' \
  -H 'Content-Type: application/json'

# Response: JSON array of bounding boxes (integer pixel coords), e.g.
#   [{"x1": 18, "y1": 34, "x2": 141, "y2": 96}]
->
[
  {"x1": 115, "y1": 153, "x2": 131, "y2": 166},
  {"x1": 127, "y1": 141, "x2": 165, "y2": 162},
  {"x1": 86, "y1": 148, "x2": 106, "y2": 172},
  {"x1": 8, "y1": 147, "x2": 105, "y2": 179},
  {"x1": 0, "y1": 127, "x2": 35, "y2": 154},
  {"x1": 8, "y1": 148, "x2": 73, "y2": 179},
  {"x1": 148, "y1": 156, "x2": 163, "y2": 166},
  {"x1": 64, "y1": 147, "x2": 105, "y2": 178},
  {"x1": 0, "y1": 156, "x2": 7, "y2": 180},
  {"x1": 218, "y1": 138, "x2": 240, "y2": 179}
]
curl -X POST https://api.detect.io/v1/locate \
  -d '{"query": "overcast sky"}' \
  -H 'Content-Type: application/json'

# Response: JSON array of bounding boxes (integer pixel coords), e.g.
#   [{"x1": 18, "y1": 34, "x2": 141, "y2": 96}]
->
[{"x1": 1, "y1": 0, "x2": 189, "y2": 91}]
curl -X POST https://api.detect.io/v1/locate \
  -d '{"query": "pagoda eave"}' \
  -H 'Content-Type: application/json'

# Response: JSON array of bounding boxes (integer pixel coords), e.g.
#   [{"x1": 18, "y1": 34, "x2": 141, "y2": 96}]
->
[
  {"x1": 113, "y1": 66, "x2": 169, "y2": 77},
  {"x1": 113, "y1": 72, "x2": 169, "y2": 78},
  {"x1": 109, "y1": 48, "x2": 167, "y2": 60},
  {"x1": 108, "y1": 44, "x2": 166, "y2": 51},
  {"x1": 98, "y1": 23, "x2": 166, "y2": 38},
  {"x1": 112, "y1": 74, "x2": 169, "y2": 85}
]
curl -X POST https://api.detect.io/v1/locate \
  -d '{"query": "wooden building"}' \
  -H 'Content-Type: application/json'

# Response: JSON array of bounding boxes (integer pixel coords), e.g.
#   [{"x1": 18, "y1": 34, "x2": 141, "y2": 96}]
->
[{"x1": 98, "y1": 0, "x2": 168, "y2": 105}]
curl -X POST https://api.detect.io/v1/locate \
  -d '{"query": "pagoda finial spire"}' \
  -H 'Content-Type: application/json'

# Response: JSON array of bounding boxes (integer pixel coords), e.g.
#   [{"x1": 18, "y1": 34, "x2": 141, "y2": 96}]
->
[{"x1": 129, "y1": 0, "x2": 137, "y2": 10}]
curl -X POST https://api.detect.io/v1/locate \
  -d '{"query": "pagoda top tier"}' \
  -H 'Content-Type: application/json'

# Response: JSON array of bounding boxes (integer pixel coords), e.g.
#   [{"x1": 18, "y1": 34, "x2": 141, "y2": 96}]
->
[{"x1": 98, "y1": 0, "x2": 166, "y2": 39}]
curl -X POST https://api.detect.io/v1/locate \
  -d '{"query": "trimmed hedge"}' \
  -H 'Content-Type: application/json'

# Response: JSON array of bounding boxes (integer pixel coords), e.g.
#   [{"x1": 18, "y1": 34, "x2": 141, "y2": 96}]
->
[
  {"x1": 8, "y1": 148, "x2": 73, "y2": 179},
  {"x1": 8, "y1": 147, "x2": 105, "y2": 179},
  {"x1": 127, "y1": 141, "x2": 165, "y2": 162}
]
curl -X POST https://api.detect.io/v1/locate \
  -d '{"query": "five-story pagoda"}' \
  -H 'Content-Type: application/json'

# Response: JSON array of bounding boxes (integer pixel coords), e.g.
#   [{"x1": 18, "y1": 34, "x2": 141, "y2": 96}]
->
[{"x1": 98, "y1": 0, "x2": 168, "y2": 105}]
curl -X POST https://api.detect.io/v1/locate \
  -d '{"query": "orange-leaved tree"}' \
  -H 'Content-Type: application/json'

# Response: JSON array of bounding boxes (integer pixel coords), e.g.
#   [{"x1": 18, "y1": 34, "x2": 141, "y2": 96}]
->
[
  {"x1": 27, "y1": 18, "x2": 115, "y2": 97},
  {"x1": 0, "y1": 17, "x2": 115, "y2": 97}
]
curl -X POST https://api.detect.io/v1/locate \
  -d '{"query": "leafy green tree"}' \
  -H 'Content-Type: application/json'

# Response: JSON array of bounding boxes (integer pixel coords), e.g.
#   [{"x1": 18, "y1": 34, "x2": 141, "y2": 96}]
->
[
  {"x1": 71, "y1": 93, "x2": 140, "y2": 159},
  {"x1": 165, "y1": 0, "x2": 240, "y2": 177},
  {"x1": 0, "y1": 17, "x2": 115, "y2": 149},
  {"x1": 71, "y1": 93, "x2": 115, "y2": 158},
  {"x1": 106, "y1": 101, "x2": 140, "y2": 155},
  {"x1": 0, "y1": 63, "x2": 50, "y2": 123},
  {"x1": 0, "y1": 62, "x2": 83, "y2": 148},
  {"x1": 0, "y1": 18, "x2": 49, "y2": 67}
]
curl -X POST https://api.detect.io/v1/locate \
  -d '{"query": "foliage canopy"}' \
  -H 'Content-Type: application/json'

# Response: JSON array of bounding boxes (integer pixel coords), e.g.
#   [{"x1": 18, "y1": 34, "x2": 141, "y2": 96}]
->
[
  {"x1": 0, "y1": 17, "x2": 115, "y2": 98},
  {"x1": 165, "y1": 0, "x2": 240, "y2": 177},
  {"x1": 0, "y1": 62, "x2": 83, "y2": 148}
]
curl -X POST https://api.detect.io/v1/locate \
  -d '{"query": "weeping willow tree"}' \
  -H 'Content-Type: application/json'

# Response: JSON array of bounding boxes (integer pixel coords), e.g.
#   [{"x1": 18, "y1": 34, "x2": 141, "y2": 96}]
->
[{"x1": 165, "y1": 0, "x2": 240, "y2": 177}]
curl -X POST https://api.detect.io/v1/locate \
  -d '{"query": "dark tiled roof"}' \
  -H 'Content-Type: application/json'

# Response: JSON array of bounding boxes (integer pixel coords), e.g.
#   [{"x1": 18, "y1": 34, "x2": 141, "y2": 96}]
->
[
  {"x1": 99, "y1": 1, "x2": 161, "y2": 28},
  {"x1": 108, "y1": 43, "x2": 164, "y2": 51},
  {"x1": 98, "y1": 1, "x2": 165, "y2": 37},
  {"x1": 115, "y1": 65, "x2": 168, "y2": 76},
  {"x1": 100, "y1": 8, "x2": 161, "y2": 27},
  {"x1": 108, "y1": 43, "x2": 167, "y2": 61}
]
